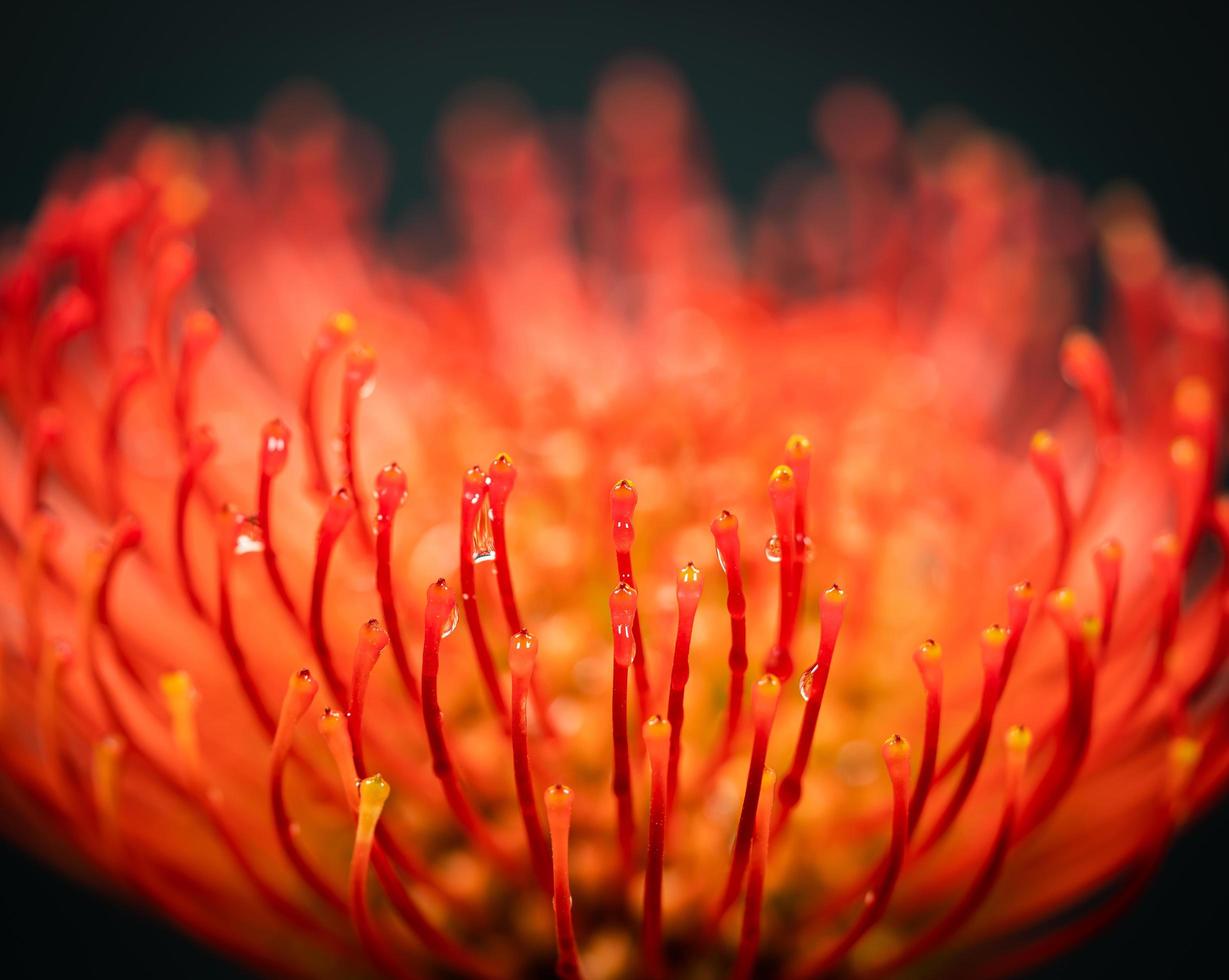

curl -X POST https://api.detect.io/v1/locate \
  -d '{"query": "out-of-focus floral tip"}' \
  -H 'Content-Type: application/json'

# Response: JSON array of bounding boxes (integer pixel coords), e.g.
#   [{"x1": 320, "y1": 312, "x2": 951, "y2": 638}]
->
[{"x1": 2, "y1": 58, "x2": 1228, "y2": 979}]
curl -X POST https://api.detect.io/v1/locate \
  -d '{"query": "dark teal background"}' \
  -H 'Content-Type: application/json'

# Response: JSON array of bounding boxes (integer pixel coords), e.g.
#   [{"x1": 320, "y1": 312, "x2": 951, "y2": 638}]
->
[{"x1": 1, "y1": 1, "x2": 1225, "y2": 976}]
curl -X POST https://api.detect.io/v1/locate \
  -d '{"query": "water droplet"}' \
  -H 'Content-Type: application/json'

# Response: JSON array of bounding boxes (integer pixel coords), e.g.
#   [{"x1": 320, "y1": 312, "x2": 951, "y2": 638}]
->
[
  {"x1": 802, "y1": 534, "x2": 816, "y2": 563},
  {"x1": 714, "y1": 543, "x2": 727, "y2": 573},
  {"x1": 799, "y1": 663, "x2": 819, "y2": 702},
  {"x1": 233, "y1": 516, "x2": 265, "y2": 555},
  {"x1": 471, "y1": 504, "x2": 495, "y2": 564},
  {"x1": 764, "y1": 534, "x2": 782, "y2": 563},
  {"x1": 440, "y1": 603, "x2": 460, "y2": 639}
]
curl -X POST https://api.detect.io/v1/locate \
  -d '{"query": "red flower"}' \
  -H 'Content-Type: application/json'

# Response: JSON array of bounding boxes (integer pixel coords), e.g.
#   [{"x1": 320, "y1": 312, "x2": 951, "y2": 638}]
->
[{"x1": 2, "y1": 59, "x2": 1227, "y2": 978}]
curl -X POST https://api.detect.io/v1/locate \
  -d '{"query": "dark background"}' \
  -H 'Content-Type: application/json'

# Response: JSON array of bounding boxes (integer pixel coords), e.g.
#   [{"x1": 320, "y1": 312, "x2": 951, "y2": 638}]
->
[{"x1": 2, "y1": 1, "x2": 1226, "y2": 975}]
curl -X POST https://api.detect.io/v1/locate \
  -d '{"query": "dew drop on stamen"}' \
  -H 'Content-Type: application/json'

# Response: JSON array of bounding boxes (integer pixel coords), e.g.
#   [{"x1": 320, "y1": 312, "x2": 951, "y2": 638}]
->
[
  {"x1": 714, "y1": 544, "x2": 727, "y2": 572},
  {"x1": 765, "y1": 534, "x2": 783, "y2": 563},
  {"x1": 233, "y1": 516, "x2": 265, "y2": 555},
  {"x1": 471, "y1": 504, "x2": 495, "y2": 564},
  {"x1": 440, "y1": 603, "x2": 460, "y2": 639},
  {"x1": 799, "y1": 662, "x2": 820, "y2": 702}
]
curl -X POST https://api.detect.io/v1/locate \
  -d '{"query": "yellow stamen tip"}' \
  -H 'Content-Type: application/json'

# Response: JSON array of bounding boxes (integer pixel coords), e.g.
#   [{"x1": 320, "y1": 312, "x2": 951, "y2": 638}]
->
[
  {"x1": 544, "y1": 783, "x2": 573, "y2": 811},
  {"x1": 1170, "y1": 436, "x2": 1204, "y2": 469},
  {"x1": 785, "y1": 434, "x2": 813, "y2": 460},
  {"x1": 1097, "y1": 539, "x2": 1123, "y2": 562},
  {"x1": 981, "y1": 624, "x2": 1010, "y2": 647},
  {"x1": 1005, "y1": 724, "x2": 1034, "y2": 756},
  {"x1": 1047, "y1": 587, "x2": 1077, "y2": 613},
  {"x1": 1170, "y1": 736, "x2": 1201, "y2": 774},
  {"x1": 509, "y1": 629, "x2": 538, "y2": 677},
  {"x1": 160, "y1": 670, "x2": 193, "y2": 699},
  {"x1": 643, "y1": 714, "x2": 671, "y2": 741},
  {"x1": 1030, "y1": 429, "x2": 1056, "y2": 455},
  {"x1": 1173, "y1": 376, "x2": 1214, "y2": 421},
  {"x1": 289, "y1": 668, "x2": 315, "y2": 696},
  {"x1": 769, "y1": 464, "x2": 795, "y2": 490},
  {"x1": 329, "y1": 310, "x2": 357, "y2": 338},
  {"x1": 883, "y1": 734, "x2": 911, "y2": 762},
  {"x1": 359, "y1": 773, "x2": 391, "y2": 808},
  {"x1": 917, "y1": 639, "x2": 942, "y2": 661},
  {"x1": 318, "y1": 706, "x2": 345, "y2": 734}
]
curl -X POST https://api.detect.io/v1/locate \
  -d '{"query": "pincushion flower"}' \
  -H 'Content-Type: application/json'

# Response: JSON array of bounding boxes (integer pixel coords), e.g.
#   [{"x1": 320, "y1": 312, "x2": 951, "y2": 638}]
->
[{"x1": 2, "y1": 59, "x2": 1227, "y2": 978}]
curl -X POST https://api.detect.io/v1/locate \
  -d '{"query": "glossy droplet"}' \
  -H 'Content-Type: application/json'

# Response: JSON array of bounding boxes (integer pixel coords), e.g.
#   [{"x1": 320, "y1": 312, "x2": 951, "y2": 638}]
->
[
  {"x1": 714, "y1": 543, "x2": 727, "y2": 573},
  {"x1": 233, "y1": 517, "x2": 265, "y2": 555},
  {"x1": 764, "y1": 534, "x2": 782, "y2": 563},
  {"x1": 440, "y1": 602, "x2": 460, "y2": 639},
  {"x1": 799, "y1": 662, "x2": 820, "y2": 702},
  {"x1": 471, "y1": 505, "x2": 495, "y2": 564}
]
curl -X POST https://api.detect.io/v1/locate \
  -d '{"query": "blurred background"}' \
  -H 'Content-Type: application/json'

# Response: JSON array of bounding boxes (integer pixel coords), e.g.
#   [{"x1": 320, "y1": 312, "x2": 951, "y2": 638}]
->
[{"x1": 2, "y1": 1, "x2": 1225, "y2": 975}]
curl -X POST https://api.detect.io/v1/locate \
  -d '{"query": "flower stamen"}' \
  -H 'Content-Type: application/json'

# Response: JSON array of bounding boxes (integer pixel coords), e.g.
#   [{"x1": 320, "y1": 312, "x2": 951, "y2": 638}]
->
[
  {"x1": 339, "y1": 343, "x2": 376, "y2": 550},
  {"x1": 270, "y1": 669, "x2": 346, "y2": 913},
  {"x1": 611, "y1": 479, "x2": 652, "y2": 723},
  {"x1": 459, "y1": 465, "x2": 508, "y2": 721},
  {"x1": 665, "y1": 561, "x2": 703, "y2": 813},
  {"x1": 775, "y1": 585, "x2": 845, "y2": 834},
  {"x1": 309, "y1": 489, "x2": 355, "y2": 704},
  {"x1": 732, "y1": 766, "x2": 776, "y2": 980},
  {"x1": 610, "y1": 582, "x2": 638, "y2": 873},
  {"x1": 173, "y1": 310, "x2": 220, "y2": 448},
  {"x1": 510, "y1": 629, "x2": 552, "y2": 891},
  {"x1": 174, "y1": 426, "x2": 217, "y2": 619},
  {"x1": 373, "y1": 464, "x2": 421, "y2": 705},
  {"x1": 299, "y1": 312, "x2": 355, "y2": 494},
  {"x1": 215, "y1": 504, "x2": 277, "y2": 737},
  {"x1": 257, "y1": 418, "x2": 299, "y2": 621},
  {"x1": 642, "y1": 714, "x2": 671, "y2": 980},
  {"x1": 765, "y1": 465, "x2": 799, "y2": 679},
  {"x1": 711, "y1": 673, "x2": 782, "y2": 928},
  {"x1": 545, "y1": 784, "x2": 583, "y2": 980},
  {"x1": 1029, "y1": 430, "x2": 1074, "y2": 592}
]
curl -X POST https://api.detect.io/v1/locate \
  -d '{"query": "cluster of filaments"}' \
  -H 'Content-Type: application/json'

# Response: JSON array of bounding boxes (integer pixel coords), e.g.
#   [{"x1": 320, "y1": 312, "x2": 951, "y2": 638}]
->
[{"x1": 2, "y1": 82, "x2": 1229, "y2": 979}]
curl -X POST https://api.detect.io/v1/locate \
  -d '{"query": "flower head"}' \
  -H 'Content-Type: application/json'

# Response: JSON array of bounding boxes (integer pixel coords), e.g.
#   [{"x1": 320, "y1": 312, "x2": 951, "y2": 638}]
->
[{"x1": 1, "y1": 60, "x2": 1227, "y2": 977}]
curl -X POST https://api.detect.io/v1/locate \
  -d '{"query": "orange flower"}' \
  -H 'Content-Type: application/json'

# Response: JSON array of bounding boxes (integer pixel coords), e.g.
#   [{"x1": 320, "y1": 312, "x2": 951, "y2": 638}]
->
[{"x1": 2, "y1": 60, "x2": 1227, "y2": 978}]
